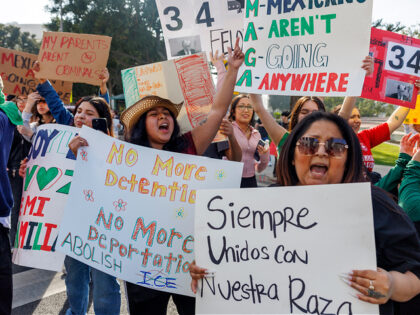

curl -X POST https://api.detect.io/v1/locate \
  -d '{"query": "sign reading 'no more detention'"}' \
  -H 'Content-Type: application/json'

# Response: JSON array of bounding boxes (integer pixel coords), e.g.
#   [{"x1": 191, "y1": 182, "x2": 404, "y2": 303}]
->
[
  {"x1": 195, "y1": 183, "x2": 378, "y2": 314},
  {"x1": 36, "y1": 32, "x2": 112, "y2": 86},
  {"x1": 57, "y1": 126, "x2": 243, "y2": 296},
  {"x1": 13, "y1": 125, "x2": 78, "y2": 271},
  {"x1": 236, "y1": 0, "x2": 372, "y2": 96}
]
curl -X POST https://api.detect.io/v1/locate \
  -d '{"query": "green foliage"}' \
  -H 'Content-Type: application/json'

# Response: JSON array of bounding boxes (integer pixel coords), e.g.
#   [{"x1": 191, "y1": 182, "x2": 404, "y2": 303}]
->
[
  {"x1": 373, "y1": 19, "x2": 420, "y2": 39},
  {"x1": 0, "y1": 24, "x2": 40, "y2": 54},
  {"x1": 46, "y1": 0, "x2": 165, "y2": 101}
]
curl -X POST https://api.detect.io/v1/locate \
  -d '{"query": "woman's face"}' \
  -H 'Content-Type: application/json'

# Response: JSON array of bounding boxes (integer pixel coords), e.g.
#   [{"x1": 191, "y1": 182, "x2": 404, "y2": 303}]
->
[
  {"x1": 37, "y1": 100, "x2": 50, "y2": 115},
  {"x1": 293, "y1": 120, "x2": 347, "y2": 186},
  {"x1": 234, "y1": 97, "x2": 253, "y2": 125},
  {"x1": 74, "y1": 101, "x2": 100, "y2": 128},
  {"x1": 348, "y1": 108, "x2": 361, "y2": 133},
  {"x1": 145, "y1": 106, "x2": 174, "y2": 149},
  {"x1": 297, "y1": 100, "x2": 319, "y2": 123}
]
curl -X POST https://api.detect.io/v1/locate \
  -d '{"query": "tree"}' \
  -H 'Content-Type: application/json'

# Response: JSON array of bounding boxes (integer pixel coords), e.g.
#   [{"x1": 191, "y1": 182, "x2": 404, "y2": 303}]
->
[
  {"x1": 46, "y1": 0, "x2": 166, "y2": 101},
  {"x1": 0, "y1": 24, "x2": 40, "y2": 54}
]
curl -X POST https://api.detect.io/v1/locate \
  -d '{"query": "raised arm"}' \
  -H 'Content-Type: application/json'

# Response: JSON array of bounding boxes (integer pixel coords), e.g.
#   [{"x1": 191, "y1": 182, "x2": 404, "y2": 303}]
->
[
  {"x1": 249, "y1": 94, "x2": 287, "y2": 147},
  {"x1": 99, "y1": 68, "x2": 110, "y2": 103},
  {"x1": 191, "y1": 38, "x2": 244, "y2": 155},
  {"x1": 33, "y1": 62, "x2": 74, "y2": 125},
  {"x1": 209, "y1": 50, "x2": 227, "y2": 92},
  {"x1": 339, "y1": 56, "x2": 374, "y2": 120},
  {"x1": 387, "y1": 106, "x2": 410, "y2": 134}
]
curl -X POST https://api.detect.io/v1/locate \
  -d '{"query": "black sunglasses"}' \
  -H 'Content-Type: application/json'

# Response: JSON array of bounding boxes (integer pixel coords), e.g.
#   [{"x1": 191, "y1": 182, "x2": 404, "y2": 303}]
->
[{"x1": 296, "y1": 137, "x2": 348, "y2": 158}]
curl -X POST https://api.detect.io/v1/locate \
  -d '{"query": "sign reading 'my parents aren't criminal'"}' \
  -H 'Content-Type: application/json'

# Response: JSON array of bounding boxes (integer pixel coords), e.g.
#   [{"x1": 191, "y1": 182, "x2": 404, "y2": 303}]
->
[
  {"x1": 195, "y1": 183, "x2": 378, "y2": 314},
  {"x1": 36, "y1": 32, "x2": 112, "y2": 86},
  {"x1": 57, "y1": 126, "x2": 243, "y2": 296},
  {"x1": 236, "y1": 0, "x2": 373, "y2": 96},
  {"x1": 0, "y1": 47, "x2": 72, "y2": 103}
]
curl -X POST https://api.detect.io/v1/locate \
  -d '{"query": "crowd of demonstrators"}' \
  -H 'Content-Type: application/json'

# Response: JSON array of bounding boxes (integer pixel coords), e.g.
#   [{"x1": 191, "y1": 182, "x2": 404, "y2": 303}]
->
[{"x1": 1, "y1": 38, "x2": 420, "y2": 315}]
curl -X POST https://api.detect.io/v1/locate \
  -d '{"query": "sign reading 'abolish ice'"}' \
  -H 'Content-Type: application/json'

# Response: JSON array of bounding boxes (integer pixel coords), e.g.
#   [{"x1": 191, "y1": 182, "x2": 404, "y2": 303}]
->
[{"x1": 57, "y1": 126, "x2": 243, "y2": 296}]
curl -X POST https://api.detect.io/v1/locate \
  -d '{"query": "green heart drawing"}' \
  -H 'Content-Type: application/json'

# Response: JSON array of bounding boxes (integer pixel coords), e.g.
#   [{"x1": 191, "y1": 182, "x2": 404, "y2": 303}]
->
[{"x1": 36, "y1": 167, "x2": 60, "y2": 191}]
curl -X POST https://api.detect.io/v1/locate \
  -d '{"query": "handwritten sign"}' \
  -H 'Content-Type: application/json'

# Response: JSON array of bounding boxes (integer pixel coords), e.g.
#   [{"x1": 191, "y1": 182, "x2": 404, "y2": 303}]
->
[
  {"x1": 404, "y1": 96, "x2": 420, "y2": 124},
  {"x1": 362, "y1": 28, "x2": 420, "y2": 109},
  {"x1": 0, "y1": 47, "x2": 72, "y2": 102},
  {"x1": 12, "y1": 124, "x2": 77, "y2": 271},
  {"x1": 156, "y1": 0, "x2": 243, "y2": 59},
  {"x1": 195, "y1": 183, "x2": 378, "y2": 314},
  {"x1": 235, "y1": 0, "x2": 372, "y2": 96},
  {"x1": 57, "y1": 126, "x2": 243, "y2": 296},
  {"x1": 122, "y1": 53, "x2": 224, "y2": 140},
  {"x1": 36, "y1": 32, "x2": 112, "y2": 86}
]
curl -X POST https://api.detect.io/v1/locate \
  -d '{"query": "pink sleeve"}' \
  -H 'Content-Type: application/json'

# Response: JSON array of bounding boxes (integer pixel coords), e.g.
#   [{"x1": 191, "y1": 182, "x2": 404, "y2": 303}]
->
[
  {"x1": 256, "y1": 150, "x2": 270, "y2": 173},
  {"x1": 215, "y1": 60, "x2": 227, "y2": 92}
]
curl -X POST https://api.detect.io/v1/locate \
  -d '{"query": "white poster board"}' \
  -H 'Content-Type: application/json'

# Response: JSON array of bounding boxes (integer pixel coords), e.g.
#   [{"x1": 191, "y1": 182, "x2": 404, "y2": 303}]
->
[
  {"x1": 12, "y1": 124, "x2": 77, "y2": 271},
  {"x1": 195, "y1": 183, "x2": 378, "y2": 314},
  {"x1": 156, "y1": 0, "x2": 244, "y2": 59},
  {"x1": 235, "y1": 0, "x2": 372, "y2": 96},
  {"x1": 57, "y1": 126, "x2": 243, "y2": 296}
]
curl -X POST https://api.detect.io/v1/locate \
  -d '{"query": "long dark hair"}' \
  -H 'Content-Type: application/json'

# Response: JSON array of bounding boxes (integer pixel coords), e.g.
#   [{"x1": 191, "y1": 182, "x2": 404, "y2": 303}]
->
[
  {"x1": 277, "y1": 112, "x2": 366, "y2": 186},
  {"x1": 228, "y1": 94, "x2": 256, "y2": 126},
  {"x1": 32, "y1": 99, "x2": 54, "y2": 125},
  {"x1": 126, "y1": 109, "x2": 187, "y2": 153},
  {"x1": 74, "y1": 96, "x2": 114, "y2": 137},
  {"x1": 289, "y1": 96, "x2": 325, "y2": 131}
]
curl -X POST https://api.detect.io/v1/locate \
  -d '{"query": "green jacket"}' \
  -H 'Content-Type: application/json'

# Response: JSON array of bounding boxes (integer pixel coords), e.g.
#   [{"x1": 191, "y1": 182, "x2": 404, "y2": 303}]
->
[
  {"x1": 399, "y1": 159, "x2": 420, "y2": 222},
  {"x1": 375, "y1": 153, "x2": 411, "y2": 193},
  {"x1": 0, "y1": 91, "x2": 5, "y2": 105}
]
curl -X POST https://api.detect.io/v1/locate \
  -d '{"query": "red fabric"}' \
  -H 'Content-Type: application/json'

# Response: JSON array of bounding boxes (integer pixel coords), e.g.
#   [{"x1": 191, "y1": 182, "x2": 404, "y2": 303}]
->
[
  {"x1": 179, "y1": 131, "x2": 197, "y2": 155},
  {"x1": 357, "y1": 122, "x2": 390, "y2": 172},
  {"x1": 269, "y1": 141, "x2": 277, "y2": 156}
]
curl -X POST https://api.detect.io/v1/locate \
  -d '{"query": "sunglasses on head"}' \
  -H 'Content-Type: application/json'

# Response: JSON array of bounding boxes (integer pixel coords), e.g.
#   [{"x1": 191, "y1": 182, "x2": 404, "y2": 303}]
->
[{"x1": 296, "y1": 136, "x2": 348, "y2": 158}]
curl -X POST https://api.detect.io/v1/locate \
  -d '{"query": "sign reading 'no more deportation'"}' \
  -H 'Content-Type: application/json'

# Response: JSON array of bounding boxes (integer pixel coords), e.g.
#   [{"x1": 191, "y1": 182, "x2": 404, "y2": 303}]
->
[
  {"x1": 57, "y1": 126, "x2": 243, "y2": 296},
  {"x1": 236, "y1": 0, "x2": 372, "y2": 96},
  {"x1": 195, "y1": 184, "x2": 378, "y2": 314}
]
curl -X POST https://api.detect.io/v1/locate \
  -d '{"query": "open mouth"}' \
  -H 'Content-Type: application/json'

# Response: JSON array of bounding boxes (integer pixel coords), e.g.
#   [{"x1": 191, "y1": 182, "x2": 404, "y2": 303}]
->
[
  {"x1": 158, "y1": 123, "x2": 169, "y2": 131},
  {"x1": 310, "y1": 164, "x2": 328, "y2": 177}
]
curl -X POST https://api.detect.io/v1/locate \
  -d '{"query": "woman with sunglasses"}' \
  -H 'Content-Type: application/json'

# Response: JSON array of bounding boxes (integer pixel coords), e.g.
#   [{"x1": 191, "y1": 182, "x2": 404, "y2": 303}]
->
[
  {"x1": 20, "y1": 64, "x2": 119, "y2": 315},
  {"x1": 228, "y1": 94, "x2": 269, "y2": 187},
  {"x1": 190, "y1": 112, "x2": 420, "y2": 314}
]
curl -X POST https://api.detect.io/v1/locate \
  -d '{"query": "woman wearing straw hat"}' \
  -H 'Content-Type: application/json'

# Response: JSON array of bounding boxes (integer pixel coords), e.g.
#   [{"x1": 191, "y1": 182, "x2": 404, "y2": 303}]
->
[{"x1": 69, "y1": 38, "x2": 244, "y2": 315}]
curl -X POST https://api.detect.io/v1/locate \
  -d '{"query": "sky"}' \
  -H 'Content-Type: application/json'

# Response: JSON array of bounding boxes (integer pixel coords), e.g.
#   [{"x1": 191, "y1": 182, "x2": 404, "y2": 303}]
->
[{"x1": 1, "y1": 0, "x2": 419, "y2": 26}]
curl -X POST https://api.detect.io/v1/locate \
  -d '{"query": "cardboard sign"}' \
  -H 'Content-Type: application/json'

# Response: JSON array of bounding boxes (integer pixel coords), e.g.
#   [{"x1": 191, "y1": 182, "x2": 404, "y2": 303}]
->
[
  {"x1": 235, "y1": 1, "x2": 372, "y2": 96},
  {"x1": 0, "y1": 47, "x2": 72, "y2": 103},
  {"x1": 36, "y1": 32, "x2": 112, "y2": 86},
  {"x1": 122, "y1": 53, "x2": 225, "y2": 140},
  {"x1": 404, "y1": 96, "x2": 420, "y2": 124},
  {"x1": 57, "y1": 126, "x2": 243, "y2": 296},
  {"x1": 195, "y1": 183, "x2": 378, "y2": 314},
  {"x1": 362, "y1": 28, "x2": 420, "y2": 108},
  {"x1": 156, "y1": 0, "x2": 243, "y2": 59},
  {"x1": 12, "y1": 124, "x2": 78, "y2": 271}
]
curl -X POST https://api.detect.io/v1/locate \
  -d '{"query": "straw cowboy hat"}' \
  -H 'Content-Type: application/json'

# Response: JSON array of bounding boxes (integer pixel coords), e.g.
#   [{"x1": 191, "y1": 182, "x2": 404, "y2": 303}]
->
[{"x1": 120, "y1": 95, "x2": 183, "y2": 132}]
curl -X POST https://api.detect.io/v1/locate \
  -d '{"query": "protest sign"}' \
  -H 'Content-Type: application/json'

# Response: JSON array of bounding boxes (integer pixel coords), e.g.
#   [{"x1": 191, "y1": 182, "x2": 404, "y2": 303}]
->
[
  {"x1": 156, "y1": 0, "x2": 243, "y2": 59},
  {"x1": 36, "y1": 32, "x2": 112, "y2": 86},
  {"x1": 235, "y1": 0, "x2": 372, "y2": 96},
  {"x1": 57, "y1": 126, "x2": 243, "y2": 296},
  {"x1": 12, "y1": 124, "x2": 78, "y2": 271},
  {"x1": 195, "y1": 183, "x2": 378, "y2": 314},
  {"x1": 0, "y1": 47, "x2": 72, "y2": 102},
  {"x1": 362, "y1": 28, "x2": 420, "y2": 109},
  {"x1": 122, "y1": 53, "x2": 225, "y2": 140},
  {"x1": 404, "y1": 96, "x2": 420, "y2": 124}
]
